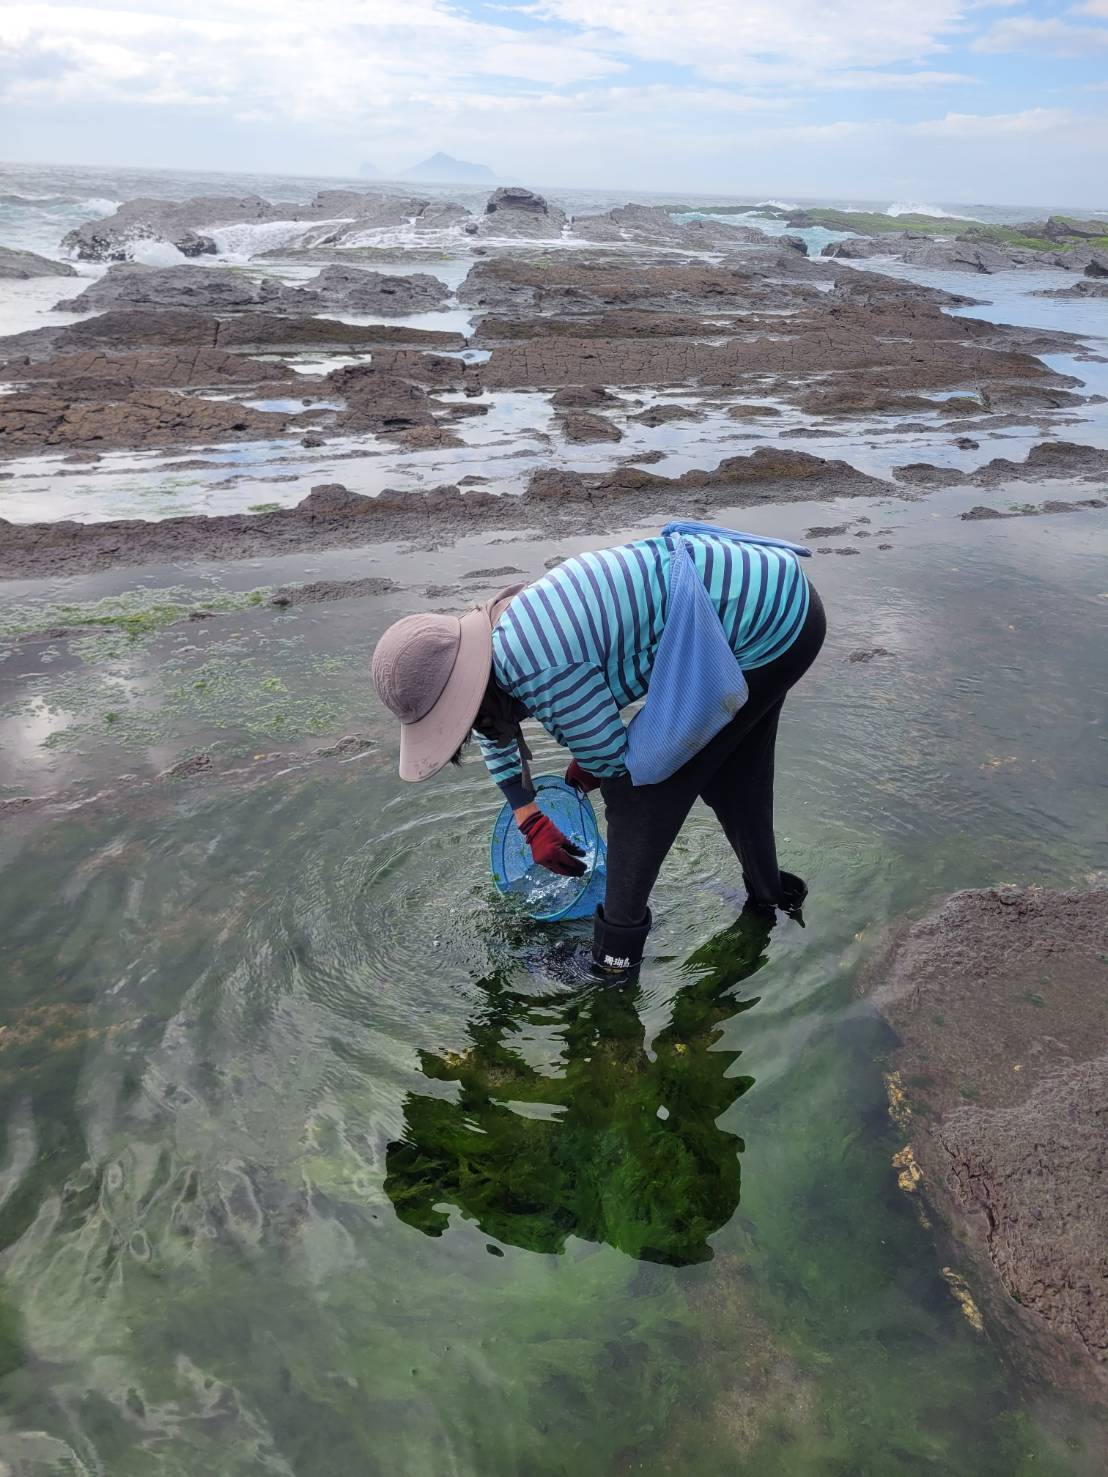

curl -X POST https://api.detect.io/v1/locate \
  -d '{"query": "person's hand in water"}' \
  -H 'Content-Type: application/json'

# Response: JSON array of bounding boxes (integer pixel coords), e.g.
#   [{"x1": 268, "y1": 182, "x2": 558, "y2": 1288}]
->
[{"x1": 518, "y1": 811, "x2": 587, "y2": 877}]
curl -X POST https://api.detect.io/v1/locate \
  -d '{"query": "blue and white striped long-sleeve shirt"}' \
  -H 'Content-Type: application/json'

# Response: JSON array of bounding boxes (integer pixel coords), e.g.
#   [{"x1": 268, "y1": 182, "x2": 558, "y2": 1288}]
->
[{"x1": 476, "y1": 533, "x2": 809, "y2": 804}]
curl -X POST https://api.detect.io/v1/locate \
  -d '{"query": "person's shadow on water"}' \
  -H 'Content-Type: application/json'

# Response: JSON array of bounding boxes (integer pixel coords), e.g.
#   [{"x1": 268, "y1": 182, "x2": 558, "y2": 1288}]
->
[{"x1": 385, "y1": 906, "x2": 776, "y2": 1266}]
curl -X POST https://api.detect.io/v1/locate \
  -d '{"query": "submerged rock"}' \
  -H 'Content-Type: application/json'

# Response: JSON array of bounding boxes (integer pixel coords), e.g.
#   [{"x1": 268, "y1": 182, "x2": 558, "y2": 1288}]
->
[
  {"x1": 894, "y1": 442, "x2": 1108, "y2": 489},
  {"x1": 0, "y1": 245, "x2": 78, "y2": 280},
  {"x1": 1035, "y1": 279, "x2": 1108, "y2": 300},
  {"x1": 868, "y1": 886, "x2": 1108, "y2": 1402},
  {"x1": 268, "y1": 577, "x2": 396, "y2": 606}
]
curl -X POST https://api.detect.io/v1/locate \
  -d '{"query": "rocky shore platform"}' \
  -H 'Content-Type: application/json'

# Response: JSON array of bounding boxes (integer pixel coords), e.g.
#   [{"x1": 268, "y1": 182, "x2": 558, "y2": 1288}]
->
[
  {"x1": 867, "y1": 887, "x2": 1108, "y2": 1404},
  {"x1": 2, "y1": 192, "x2": 1106, "y2": 579}
]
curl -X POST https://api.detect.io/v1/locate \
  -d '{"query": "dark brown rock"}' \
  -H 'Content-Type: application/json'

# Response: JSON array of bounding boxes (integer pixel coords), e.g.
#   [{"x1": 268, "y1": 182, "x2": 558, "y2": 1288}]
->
[
  {"x1": 868, "y1": 886, "x2": 1108, "y2": 1401},
  {"x1": 630, "y1": 403, "x2": 703, "y2": 427},
  {"x1": 0, "y1": 347, "x2": 290, "y2": 396},
  {"x1": 2, "y1": 310, "x2": 465, "y2": 361},
  {"x1": 269, "y1": 576, "x2": 396, "y2": 605},
  {"x1": 549, "y1": 385, "x2": 620, "y2": 409},
  {"x1": 458, "y1": 255, "x2": 823, "y2": 317},
  {"x1": 0, "y1": 388, "x2": 294, "y2": 452},
  {"x1": 559, "y1": 412, "x2": 623, "y2": 443}
]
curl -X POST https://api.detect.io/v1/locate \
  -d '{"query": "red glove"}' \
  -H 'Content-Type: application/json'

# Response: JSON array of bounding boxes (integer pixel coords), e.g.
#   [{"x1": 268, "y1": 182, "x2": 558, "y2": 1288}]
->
[
  {"x1": 519, "y1": 811, "x2": 587, "y2": 877},
  {"x1": 565, "y1": 759, "x2": 602, "y2": 794}
]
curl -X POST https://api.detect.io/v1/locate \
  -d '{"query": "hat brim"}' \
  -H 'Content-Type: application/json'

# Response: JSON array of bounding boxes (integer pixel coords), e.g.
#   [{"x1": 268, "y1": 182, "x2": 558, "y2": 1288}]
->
[{"x1": 398, "y1": 606, "x2": 493, "y2": 782}]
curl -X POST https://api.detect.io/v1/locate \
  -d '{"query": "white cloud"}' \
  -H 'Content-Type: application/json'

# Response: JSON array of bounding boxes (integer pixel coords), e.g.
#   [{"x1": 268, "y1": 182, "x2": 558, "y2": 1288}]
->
[
  {"x1": 0, "y1": 0, "x2": 980, "y2": 126},
  {"x1": 0, "y1": 0, "x2": 1104, "y2": 200},
  {"x1": 972, "y1": 14, "x2": 1108, "y2": 54},
  {"x1": 0, "y1": 0, "x2": 626, "y2": 119},
  {"x1": 912, "y1": 106, "x2": 1075, "y2": 134},
  {"x1": 525, "y1": 0, "x2": 966, "y2": 75},
  {"x1": 815, "y1": 70, "x2": 976, "y2": 91}
]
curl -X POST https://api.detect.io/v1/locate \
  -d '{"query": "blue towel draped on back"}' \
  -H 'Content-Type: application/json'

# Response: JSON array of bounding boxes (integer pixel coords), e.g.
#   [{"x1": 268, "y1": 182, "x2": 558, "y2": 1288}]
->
[{"x1": 624, "y1": 522, "x2": 811, "y2": 786}]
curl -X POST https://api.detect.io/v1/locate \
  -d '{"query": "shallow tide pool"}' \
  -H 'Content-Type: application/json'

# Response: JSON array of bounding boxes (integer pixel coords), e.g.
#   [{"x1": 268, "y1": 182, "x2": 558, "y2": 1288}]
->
[{"x1": 0, "y1": 497, "x2": 1106, "y2": 1473}]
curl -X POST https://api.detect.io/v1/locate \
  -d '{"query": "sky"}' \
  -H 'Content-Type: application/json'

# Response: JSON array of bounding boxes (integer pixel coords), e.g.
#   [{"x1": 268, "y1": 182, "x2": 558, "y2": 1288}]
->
[{"x1": 1, "y1": 0, "x2": 1106, "y2": 206}]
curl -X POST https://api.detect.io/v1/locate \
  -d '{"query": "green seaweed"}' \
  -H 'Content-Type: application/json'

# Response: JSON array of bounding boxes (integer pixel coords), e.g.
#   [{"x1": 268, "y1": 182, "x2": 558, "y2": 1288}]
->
[
  {"x1": 0, "y1": 585, "x2": 270, "y2": 642},
  {"x1": 385, "y1": 909, "x2": 769, "y2": 1263}
]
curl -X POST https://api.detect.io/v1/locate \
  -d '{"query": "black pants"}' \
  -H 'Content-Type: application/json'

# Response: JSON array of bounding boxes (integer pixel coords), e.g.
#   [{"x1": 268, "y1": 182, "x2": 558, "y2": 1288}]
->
[{"x1": 601, "y1": 585, "x2": 826, "y2": 926}]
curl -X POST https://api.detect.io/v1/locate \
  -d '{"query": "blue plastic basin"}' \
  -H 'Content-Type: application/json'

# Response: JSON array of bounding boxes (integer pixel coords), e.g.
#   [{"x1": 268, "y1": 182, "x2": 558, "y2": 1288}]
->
[{"x1": 490, "y1": 775, "x2": 607, "y2": 922}]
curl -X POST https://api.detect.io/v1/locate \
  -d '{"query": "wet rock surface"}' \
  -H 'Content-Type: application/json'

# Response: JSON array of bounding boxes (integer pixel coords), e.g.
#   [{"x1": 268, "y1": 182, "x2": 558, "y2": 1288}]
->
[
  {"x1": 55, "y1": 261, "x2": 450, "y2": 315},
  {"x1": 1, "y1": 309, "x2": 465, "y2": 359},
  {"x1": 894, "y1": 441, "x2": 1108, "y2": 487},
  {"x1": 0, "y1": 448, "x2": 887, "y2": 577},
  {"x1": 61, "y1": 193, "x2": 284, "y2": 261},
  {"x1": 1036, "y1": 279, "x2": 1108, "y2": 300},
  {"x1": 960, "y1": 496, "x2": 1107, "y2": 520},
  {"x1": 268, "y1": 576, "x2": 396, "y2": 606},
  {"x1": 458, "y1": 254, "x2": 830, "y2": 316},
  {"x1": 0, "y1": 245, "x2": 78, "y2": 279},
  {"x1": 869, "y1": 886, "x2": 1108, "y2": 1401},
  {"x1": 824, "y1": 235, "x2": 1059, "y2": 273},
  {"x1": 559, "y1": 411, "x2": 623, "y2": 443},
  {"x1": 0, "y1": 388, "x2": 294, "y2": 453},
  {"x1": 0, "y1": 347, "x2": 292, "y2": 395},
  {"x1": 570, "y1": 203, "x2": 769, "y2": 250},
  {"x1": 479, "y1": 188, "x2": 566, "y2": 240}
]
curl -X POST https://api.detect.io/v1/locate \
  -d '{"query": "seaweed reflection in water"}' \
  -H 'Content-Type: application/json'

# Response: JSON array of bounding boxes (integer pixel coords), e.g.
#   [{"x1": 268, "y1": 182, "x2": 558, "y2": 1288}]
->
[{"x1": 386, "y1": 907, "x2": 777, "y2": 1265}]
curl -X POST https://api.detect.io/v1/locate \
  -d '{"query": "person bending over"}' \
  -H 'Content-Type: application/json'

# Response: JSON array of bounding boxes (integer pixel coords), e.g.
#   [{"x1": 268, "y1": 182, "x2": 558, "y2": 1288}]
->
[{"x1": 372, "y1": 521, "x2": 825, "y2": 975}]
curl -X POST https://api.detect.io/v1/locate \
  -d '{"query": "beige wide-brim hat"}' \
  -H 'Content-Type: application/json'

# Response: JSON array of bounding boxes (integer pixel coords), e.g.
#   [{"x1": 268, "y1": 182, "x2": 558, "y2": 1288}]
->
[{"x1": 372, "y1": 604, "x2": 495, "y2": 783}]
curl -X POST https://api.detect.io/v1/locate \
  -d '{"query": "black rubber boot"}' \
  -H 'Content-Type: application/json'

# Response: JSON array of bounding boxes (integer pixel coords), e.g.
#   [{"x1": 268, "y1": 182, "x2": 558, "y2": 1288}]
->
[
  {"x1": 743, "y1": 870, "x2": 808, "y2": 915},
  {"x1": 779, "y1": 871, "x2": 808, "y2": 913},
  {"x1": 592, "y1": 906, "x2": 652, "y2": 977}
]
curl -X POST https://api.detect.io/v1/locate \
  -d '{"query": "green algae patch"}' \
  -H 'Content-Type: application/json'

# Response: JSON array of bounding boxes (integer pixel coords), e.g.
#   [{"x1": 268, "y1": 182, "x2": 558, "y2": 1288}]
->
[
  {"x1": 35, "y1": 650, "x2": 346, "y2": 752},
  {"x1": 698, "y1": 205, "x2": 981, "y2": 234},
  {"x1": 960, "y1": 222, "x2": 1108, "y2": 253},
  {"x1": 0, "y1": 586, "x2": 272, "y2": 644},
  {"x1": 795, "y1": 208, "x2": 979, "y2": 234}
]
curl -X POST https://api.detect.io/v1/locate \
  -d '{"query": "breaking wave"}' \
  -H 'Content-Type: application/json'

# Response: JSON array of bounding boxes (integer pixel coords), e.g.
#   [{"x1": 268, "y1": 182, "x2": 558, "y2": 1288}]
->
[
  {"x1": 885, "y1": 201, "x2": 978, "y2": 220},
  {"x1": 203, "y1": 217, "x2": 353, "y2": 261},
  {"x1": 127, "y1": 239, "x2": 191, "y2": 267}
]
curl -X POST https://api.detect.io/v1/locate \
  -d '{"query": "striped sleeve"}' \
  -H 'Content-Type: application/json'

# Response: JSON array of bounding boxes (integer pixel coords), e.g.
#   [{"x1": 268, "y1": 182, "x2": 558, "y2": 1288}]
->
[
  {"x1": 514, "y1": 662, "x2": 629, "y2": 778},
  {"x1": 474, "y1": 729, "x2": 534, "y2": 809}
]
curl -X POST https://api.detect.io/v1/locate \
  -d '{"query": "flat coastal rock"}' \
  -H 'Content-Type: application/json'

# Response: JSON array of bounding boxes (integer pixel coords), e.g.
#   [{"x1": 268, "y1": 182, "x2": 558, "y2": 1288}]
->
[
  {"x1": 868, "y1": 886, "x2": 1108, "y2": 1401},
  {"x1": 53, "y1": 262, "x2": 449, "y2": 315},
  {"x1": 0, "y1": 245, "x2": 78, "y2": 279}
]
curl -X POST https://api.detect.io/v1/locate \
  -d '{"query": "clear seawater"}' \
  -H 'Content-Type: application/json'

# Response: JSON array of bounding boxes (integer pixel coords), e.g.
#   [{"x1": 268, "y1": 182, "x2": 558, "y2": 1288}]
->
[{"x1": 1, "y1": 492, "x2": 1106, "y2": 1473}]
